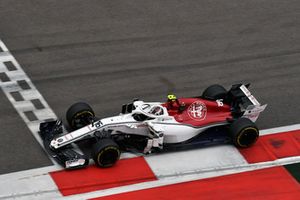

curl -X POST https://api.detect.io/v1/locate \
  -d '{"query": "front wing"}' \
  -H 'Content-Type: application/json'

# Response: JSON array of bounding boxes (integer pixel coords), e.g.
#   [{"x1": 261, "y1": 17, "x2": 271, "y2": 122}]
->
[{"x1": 39, "y1": 120, "x2": 89, "y2": 169}]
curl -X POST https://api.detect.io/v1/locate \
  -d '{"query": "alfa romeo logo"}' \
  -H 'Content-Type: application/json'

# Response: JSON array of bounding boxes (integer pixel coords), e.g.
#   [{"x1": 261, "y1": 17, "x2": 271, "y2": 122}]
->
[{"x1": 187, "y1": 101, "x2": 207, "y2": 121}]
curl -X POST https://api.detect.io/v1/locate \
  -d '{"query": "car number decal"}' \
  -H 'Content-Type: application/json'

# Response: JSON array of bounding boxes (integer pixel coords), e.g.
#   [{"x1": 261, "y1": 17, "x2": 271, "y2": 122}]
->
[{"x1": 216, "y1": 99, "x2": 224, "y2": 107}]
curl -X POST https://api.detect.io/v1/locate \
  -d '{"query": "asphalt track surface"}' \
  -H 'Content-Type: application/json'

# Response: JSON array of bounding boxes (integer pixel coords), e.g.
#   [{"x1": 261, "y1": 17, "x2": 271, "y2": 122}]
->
[{"x1": 0, "y1": 0, "x2": 300, "y2": 174}]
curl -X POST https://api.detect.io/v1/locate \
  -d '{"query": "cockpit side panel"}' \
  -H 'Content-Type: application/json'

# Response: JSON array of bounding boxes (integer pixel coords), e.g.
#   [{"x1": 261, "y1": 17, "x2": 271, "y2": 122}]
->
[{"x1": 163, "y1": 98, "x2": 232, "y2": 127}]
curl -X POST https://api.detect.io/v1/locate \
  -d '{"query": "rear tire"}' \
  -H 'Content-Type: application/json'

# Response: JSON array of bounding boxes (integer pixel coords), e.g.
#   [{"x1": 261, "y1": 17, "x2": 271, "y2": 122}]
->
[
  {"x1": 92, "y1": 139, "x2": 121, "y2": 168},
  {"x1": 66, "y1": 102, "x2": 95, "y2": 130},
  {"x1": 202, "y1": 84, "x2": 227, "y2": 100},
  {"x1": 230, "y1": 118, "x2": 259, "y2": 148}
]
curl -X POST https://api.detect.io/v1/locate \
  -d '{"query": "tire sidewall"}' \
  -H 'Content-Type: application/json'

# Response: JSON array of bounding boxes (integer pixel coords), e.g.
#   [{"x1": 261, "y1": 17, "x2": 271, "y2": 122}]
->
[
  {"x1": 230, "y1": 118, "x2": 259, "y2": 148},
  {"x1": 66, "y1": 102, "x2": 95, "y2": 130},
  {"x1": 235, "y1": 126, "x2": 259, "y2": 148},
  {"x1": 70, "y1": 110, "x2": 94, "y2": 129},
  {"x1": 92, "y1": 139, "x2": 120, "y2": 168}
]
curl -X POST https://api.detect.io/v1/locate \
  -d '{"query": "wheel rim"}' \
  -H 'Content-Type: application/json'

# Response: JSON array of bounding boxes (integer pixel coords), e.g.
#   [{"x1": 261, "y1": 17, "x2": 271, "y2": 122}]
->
[
  {"x1": 71, "y1": 111, "x2": 94, "y2": 129},
  {"x1": 97, "y1": 147, "x2": 120, "y2": 167},
  {"x1": 237, "y1": 127, "x2": 259, "y2": 147}
]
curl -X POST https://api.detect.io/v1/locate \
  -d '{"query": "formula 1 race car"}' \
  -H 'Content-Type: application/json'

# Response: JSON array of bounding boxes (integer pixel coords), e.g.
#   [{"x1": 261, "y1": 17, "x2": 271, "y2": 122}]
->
[{"x1": 39, "y1": 84, "x2": 267, "y2": 169}]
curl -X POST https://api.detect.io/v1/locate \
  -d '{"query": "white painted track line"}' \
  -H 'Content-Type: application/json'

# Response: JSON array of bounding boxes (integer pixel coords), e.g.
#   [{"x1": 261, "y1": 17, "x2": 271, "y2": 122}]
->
[
  {"x1": 260, "y1": 123, "x2": 300, "y2": 136},
  {"x1": 145, "y1": 145, "x2": 247, "y2": 178},
  {"x1": 0, "y1": 166, "x2": 61, "y2": 200},
  {"x1": 0, "y1": 40, "x2": 9, "y2": 52}
]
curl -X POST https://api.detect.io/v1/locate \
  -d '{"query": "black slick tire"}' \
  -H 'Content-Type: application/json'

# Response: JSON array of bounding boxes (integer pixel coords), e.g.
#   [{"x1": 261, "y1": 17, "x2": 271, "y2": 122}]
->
[
  {"x1": 202, "y1": 84, "x2": 227, "y2": 100},
  {"x1": 230, "y1": 118, "x2": 259, "y2": 148},
  {"x1": 92, "y1": 139, "x2": 121, "y2": 168},
  {"x1": 66, "y1": 102, "x2": 95, "y2": 130}
]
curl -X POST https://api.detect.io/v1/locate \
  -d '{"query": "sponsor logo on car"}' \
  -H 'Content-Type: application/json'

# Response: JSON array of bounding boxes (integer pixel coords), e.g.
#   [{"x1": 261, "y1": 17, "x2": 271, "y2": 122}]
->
[{"x1": 187, "y1": 101, "x2": 207, "y2": 121}]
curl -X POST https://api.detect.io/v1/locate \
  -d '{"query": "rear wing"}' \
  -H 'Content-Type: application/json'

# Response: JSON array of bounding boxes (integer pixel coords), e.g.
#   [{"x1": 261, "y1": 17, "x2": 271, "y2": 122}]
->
[{"x1": 227, "y1": 84, "x2": 267, "y2": 122}]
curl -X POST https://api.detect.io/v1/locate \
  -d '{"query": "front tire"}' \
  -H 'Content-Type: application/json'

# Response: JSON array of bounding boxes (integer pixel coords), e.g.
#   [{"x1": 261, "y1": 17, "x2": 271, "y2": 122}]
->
[
  {"x1": 92, "y1": 139, "x2": 121, "y2": 168},
  {"x1": 230, "y1": 118, "x2": 259, "y2": 148},
  {"x1": 66, "y1": 102, "x2": 95, "y2": 130}
]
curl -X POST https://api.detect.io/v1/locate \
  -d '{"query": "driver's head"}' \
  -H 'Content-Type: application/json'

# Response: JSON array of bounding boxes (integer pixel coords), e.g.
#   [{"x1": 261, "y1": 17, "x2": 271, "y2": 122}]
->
[
  {"x1": 150, "y1": 106, "x2": 163, "y2": 116},
  {"x1": 167, "y1": 94, "x2": 177, "y2": 102}
]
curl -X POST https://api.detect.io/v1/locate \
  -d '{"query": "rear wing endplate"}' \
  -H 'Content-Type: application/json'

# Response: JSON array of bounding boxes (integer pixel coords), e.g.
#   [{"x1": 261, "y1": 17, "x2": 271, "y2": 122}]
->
[{"x1": 238, "y1": 84, "x2": 267, "y2": 122}]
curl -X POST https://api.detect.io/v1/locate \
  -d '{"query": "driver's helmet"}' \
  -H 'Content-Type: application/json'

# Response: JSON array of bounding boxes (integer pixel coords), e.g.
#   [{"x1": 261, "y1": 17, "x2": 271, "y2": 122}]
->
[
  {"x1": 167, "y1": 94, "x2": 177, "y2": 102},
  {"x1": 149, "y1": 106, "x2": 164, "y2": 116}
]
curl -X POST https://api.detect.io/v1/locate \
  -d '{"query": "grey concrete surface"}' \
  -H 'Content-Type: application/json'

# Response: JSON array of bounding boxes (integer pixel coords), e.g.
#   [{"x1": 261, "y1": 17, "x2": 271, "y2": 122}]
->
[{"x1": 0, "y1": 0, "x2": 300, "y2": 173}]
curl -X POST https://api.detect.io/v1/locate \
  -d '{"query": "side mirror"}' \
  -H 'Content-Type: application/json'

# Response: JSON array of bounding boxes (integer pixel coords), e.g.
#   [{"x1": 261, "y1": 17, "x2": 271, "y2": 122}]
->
[
  {"x1": 127, "y1": 103, "x2": 133, "y2": 113},
  {"x1": 90, "y1": 117, "x2": 95, "y2": 127},
  {"x1": 121, "y1": 104, "x2": 127, "y2": 114}
]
